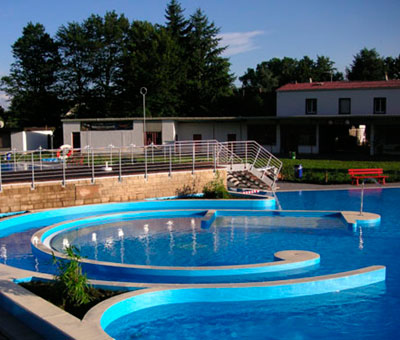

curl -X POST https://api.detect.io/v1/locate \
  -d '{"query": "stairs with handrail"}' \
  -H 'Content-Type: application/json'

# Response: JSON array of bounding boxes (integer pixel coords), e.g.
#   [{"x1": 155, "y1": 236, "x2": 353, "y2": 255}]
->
[{"x1": 219, "y1": 141, "x2": 282, "y2": 191}]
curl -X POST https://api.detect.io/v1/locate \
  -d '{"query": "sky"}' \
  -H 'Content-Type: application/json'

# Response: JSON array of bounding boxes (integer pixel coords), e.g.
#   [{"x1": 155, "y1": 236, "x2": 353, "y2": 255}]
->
[{"x1": 1, "y1": 0, "x2": 399, "y2": 108}]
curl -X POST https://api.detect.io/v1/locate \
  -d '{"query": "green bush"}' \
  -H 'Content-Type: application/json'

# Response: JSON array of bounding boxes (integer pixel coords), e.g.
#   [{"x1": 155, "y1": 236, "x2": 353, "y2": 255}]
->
[
  {"x1": 53, "y1": 246, "x2": 92, "y2": 308},
  {"x1": 202, "y1": 172, "x2": 229, "y2": 198}
]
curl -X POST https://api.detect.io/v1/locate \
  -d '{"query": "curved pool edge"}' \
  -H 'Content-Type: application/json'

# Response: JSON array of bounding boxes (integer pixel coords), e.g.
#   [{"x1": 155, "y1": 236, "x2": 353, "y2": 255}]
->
[{"x1": 81, "y1": 265, "x2": 386, "y2": 337}]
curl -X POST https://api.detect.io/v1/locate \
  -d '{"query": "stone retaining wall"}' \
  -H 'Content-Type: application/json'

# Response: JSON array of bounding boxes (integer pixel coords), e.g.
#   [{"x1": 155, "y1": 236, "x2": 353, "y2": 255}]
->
[{"x1": 0, "y1": 169, "x2": 226, "y2": 213}]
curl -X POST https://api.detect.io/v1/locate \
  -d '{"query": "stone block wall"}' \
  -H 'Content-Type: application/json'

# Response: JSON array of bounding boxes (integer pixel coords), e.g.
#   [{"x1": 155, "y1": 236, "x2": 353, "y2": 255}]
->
[{"x1": 0, "y1": 169, "x2": 226, "y2": 213}]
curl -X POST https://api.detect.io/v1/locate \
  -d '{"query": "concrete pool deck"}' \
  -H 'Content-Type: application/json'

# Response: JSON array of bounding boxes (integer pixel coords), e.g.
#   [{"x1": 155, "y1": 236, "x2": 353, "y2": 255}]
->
[{"x1": 0, "y1": 181, "x2": 397, "y2": 339}]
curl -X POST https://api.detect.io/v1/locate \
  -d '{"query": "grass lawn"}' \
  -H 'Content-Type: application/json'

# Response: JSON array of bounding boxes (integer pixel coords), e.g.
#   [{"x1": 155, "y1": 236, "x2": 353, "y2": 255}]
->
[{"x1": 280, "y1": 158, "x2": 400, "y2": 184}]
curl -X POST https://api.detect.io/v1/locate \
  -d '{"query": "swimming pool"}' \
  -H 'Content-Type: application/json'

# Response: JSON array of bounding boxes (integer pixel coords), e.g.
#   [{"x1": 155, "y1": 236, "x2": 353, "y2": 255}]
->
[
  {"x1": 96, "y1": 188, "x2": 399, "y2": 339},
  {"x1": 0, "y1": 188, "x2": 397, "y2": 339}
]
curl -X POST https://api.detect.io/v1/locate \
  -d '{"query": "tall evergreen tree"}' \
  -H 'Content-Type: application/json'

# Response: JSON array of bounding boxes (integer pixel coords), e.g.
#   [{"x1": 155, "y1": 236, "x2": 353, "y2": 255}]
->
[
  {"x1": 0, "y1": 23, "x2": 62, "y2": 127},
  {"x1": 346, "y1": 48, "x2": 386, "y2": 81},
  {"x1": 385, "y1": 55, "x2": 400, "y2": 79},
  {"x1": 185, "y1": 9, "x2": 234, "y2": 115}
]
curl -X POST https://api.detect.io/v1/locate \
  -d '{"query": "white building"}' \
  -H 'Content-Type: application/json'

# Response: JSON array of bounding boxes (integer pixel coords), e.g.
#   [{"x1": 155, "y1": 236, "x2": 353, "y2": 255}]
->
[
  {"x1": 61, "y1": 80, "x2": 400, "y2": 156},
  {"x1": 276, "y1": 80, "x2": 400, "y2": 155}
]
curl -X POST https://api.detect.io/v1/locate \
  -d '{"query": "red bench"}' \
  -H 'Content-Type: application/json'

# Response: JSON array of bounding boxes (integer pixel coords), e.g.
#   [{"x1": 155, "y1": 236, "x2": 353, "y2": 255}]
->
[{"x1": 348, "y1": 168, "x2": 388, "y2": 186}]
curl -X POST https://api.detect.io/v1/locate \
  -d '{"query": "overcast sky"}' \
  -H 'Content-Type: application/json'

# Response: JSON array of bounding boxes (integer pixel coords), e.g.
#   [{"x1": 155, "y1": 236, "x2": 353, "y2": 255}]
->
[{"x1": 1, "y1": 0, "x2": 399, "y2": 108}]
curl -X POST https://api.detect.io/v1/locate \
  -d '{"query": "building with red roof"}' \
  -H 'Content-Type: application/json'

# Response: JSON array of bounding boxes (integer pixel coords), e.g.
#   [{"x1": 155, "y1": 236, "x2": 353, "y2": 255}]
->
[{"x1": 275, "y1": 79, "x2": 400, "y2": 156}]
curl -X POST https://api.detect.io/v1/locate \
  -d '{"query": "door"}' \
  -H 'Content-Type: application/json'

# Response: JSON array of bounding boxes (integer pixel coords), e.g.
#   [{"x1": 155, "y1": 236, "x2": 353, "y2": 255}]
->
[{"x1": 72, "y1": 132, "x2": 81, "y2": 149}]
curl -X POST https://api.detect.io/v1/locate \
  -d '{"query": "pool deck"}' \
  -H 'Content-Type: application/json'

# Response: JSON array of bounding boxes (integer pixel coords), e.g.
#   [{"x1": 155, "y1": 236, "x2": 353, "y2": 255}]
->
[{"x1": 0, "y1": 181, "x2": 397, "y2": 339}]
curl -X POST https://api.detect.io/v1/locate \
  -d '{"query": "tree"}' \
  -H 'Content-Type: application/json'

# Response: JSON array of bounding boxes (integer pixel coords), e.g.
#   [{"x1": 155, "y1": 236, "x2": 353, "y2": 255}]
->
[
  {"x1": 57, "y1": 12, "x2": 131, "y2": 117},
  {"x1": 346, "y1": 48, "x2": 386, "y2": 81},
  {"x1": 184, "y1": 9, "x2": 234, "y2": 115},
  {"x1": 385, "y1": 55, "x2": 400, "y2": 79},
  {"x1": 313, "y1": 55, "x2": 343, "y2": 82},
  {"x1": 0, "y1": 23, "x2": 62, "y2": 127}
]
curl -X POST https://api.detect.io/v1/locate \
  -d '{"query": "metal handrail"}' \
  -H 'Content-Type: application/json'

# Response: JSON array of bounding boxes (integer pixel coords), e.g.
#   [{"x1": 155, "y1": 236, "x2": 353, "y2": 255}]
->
[
  {"x1": 0, "y1": 140, "x2": 247, "y2": 189},
  {"x1": 221, "y1": 140, "x2": 282, "y2": 188}
]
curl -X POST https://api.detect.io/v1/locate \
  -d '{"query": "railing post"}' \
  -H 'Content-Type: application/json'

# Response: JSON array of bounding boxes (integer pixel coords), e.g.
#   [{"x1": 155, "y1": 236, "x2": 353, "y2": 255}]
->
[
  {"x1": 39, "y1": 146, "x2": 42, "y2": 170},
  {"x1": 213, "y1": 144, "x2": 217, "y2": 173},
  {"x1": 151, "y1": 143, "x2": 154, "y2": 163},
  {"x1": 207, "y1": 142, "x2": 209, "y2": 161},
  {"x1": 118, "y1": 148, "x2": 122, "y2": 182},
  {"x1": 87, "y1": 146, "x2": 90, "y2": 167},
  {"x1": 13, "y1": 149, "x2": 16, "y2": 172},
  {"x1": 169, "y1": 146, "x2": 172, "y2": 177},
  {"x1": 130, "y1": 144, "x2": 135, "y2": 164},
  {"x1": 62, "y1": 157, "x2": 66, "y2": 187},
  {"x1": 109, "y1": 144, "x2": 113, "y2": 165},
  {"x1": 0, "y1": 155, "x2": 3, "y2": 193},
  {"x1": 91, "y1": 148, "x2": 95, "y2": 184},
  {"x1": 144, "y1": 146, "x2": 148, "y2": 180},
  {"x1": 179, "y1": 143, "x2": 181, "y2": 162},
  {"x1": 192, "y1": 143, "x2": 195, "y2": 175},
  {"x1": 31, "y1": 152, "x2": 35, "y2": 190},
  {"x1": 251, "y1": 148, "x2": 261, "y2": 170},
  {"x1": 245, "y1": 142, "x2": 248, "y2": 170}
]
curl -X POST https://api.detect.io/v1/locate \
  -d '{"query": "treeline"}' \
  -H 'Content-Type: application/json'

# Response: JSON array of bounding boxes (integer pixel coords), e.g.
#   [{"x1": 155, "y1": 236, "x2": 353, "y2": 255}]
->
[
  {"x1": 1, "y1": 0, "x2": 399, "y2": 128},
  {"x1": 237, "y1": 49, "x2": 400, "y2": 115},
  {"x1": 0, "y1": 0, "x2": 233, "y2": 127}
]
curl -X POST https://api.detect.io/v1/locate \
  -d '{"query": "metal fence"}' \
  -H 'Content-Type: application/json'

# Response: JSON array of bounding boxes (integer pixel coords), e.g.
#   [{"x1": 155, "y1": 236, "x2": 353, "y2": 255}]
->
[{"x1": 0, "y1": 140, "x2": 246, "y2": 191}]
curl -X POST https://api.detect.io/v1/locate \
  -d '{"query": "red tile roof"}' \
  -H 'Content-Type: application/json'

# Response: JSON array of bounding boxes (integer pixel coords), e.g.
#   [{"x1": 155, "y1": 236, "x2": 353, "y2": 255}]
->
[{"x1": 277, "y1": 80, "x2": 400, "y2": 92}]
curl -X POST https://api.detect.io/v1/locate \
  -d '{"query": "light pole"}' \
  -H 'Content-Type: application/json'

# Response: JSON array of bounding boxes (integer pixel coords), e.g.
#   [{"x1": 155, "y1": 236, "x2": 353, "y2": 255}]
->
[{"x1": 140, "y1": 87, "x2": 147, "y2": 146}]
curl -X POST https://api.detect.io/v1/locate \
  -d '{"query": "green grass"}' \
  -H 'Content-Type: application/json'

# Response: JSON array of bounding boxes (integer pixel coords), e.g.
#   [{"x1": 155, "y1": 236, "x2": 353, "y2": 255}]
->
[{"x1": 280, "y1": 158, "x2": 400, "y2": 184}]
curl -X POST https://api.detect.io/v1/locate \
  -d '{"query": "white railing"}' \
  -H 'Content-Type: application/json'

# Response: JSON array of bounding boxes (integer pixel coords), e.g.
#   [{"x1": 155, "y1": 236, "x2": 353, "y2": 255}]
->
[
  {"x1": 0, "y1": 140, "x2": 247, "y2": 191},
  {"x1": 221, "y1": 141, "x2": 282, "y2": 188}
]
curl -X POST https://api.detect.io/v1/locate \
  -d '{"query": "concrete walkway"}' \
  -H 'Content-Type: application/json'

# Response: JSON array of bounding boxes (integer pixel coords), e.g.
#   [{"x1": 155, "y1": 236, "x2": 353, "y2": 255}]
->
[
  {"x1": 0, "y1": 308, "x2": 42, "y2": 340},
  {"x1": 276, "y1": 181, "x2": 400, "y2": 191}
]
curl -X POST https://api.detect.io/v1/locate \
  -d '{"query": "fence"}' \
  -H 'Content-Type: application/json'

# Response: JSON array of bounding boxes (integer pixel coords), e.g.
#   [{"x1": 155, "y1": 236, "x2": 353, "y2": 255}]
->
[{"x1": 0, "y1": 140, "x2": 245, "y2": 192}]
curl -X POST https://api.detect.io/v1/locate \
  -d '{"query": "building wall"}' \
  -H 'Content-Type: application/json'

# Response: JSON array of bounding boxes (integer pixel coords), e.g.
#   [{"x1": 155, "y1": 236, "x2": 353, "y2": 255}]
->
[
  {"x1": 161, "y1": 120, "x2": 176, "y2": 143},
  {"x1": 63, "y1": 122, "x2": 80, "y2": 146},
  {"x1": 277, "y1": 88, "x2": 400, "y2": 116},
  {"x1": 10, "y1": 132, "x2": 25, "y2": 151},
  {"x1": 25, "y1": 131, "x2": 52, "y2": 150},
  {"x1": 0, "y1": 169, "x2": 225, "y2": 213},
  {"x1": 177, "y1": 122, "x2": 246, "y2": 141}
]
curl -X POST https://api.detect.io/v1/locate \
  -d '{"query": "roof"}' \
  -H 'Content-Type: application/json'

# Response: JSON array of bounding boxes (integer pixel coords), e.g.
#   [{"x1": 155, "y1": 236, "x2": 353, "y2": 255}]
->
[{"x1": 277, "y1": 80, "x2": 400, "y2": 92}]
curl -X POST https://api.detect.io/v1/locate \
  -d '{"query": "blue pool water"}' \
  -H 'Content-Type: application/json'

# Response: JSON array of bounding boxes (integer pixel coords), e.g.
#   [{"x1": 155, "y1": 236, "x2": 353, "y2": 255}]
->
[
  {"x1": 1, "y1": 188, "x2": 400, "y2": 338},
  {"x1": 103, "y1": 188, "x2": 400, "y2": 339}
]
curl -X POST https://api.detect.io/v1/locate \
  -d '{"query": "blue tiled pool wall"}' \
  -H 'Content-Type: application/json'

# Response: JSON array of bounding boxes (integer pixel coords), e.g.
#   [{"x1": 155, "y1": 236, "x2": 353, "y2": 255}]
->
[{"x1": 100, "y1": 266, "x2": 386, "y2": 330}]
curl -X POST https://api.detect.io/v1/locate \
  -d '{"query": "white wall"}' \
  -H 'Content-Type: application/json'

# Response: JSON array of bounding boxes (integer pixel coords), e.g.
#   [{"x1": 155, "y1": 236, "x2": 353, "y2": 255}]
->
[
  {"x1": 177, "y1": 122, "x2": 245, "y2": 141},
  {"x1": 277, "y1": 88, "x2": 400, "y2": 116},
  {"x1": 63, "y1": 122, "x2": 80, "y2": 146},
  {"x1": 11, "y1": 131, "x2": 52, "y2": 151},
  {"x1": 177, "y1": 122, "x2": 214, "y2": 140},
  {"x1": 26, "y1": 131, "x2": 52, "y2": 150},
  {"x1": 161, "y1": 120, "x2": 176, "y2": 144},
  {"x1": 11, "y1": 132, "x2": 25, "y2": 151}
]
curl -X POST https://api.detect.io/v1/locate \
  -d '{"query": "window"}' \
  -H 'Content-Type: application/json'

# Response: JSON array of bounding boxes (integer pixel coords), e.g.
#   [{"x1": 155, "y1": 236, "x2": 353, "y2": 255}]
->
[
  {"x1": 339, "y1": 98, "x2": 351, "y2": 114},
  {"x1": 247, "y1": 125, "x2": 276, "y2": 145},
  {"x1": 298, "y1": 126, "x2": 317, "y2": 145},
  {"x1": 193, "y1": 134, "x2": 202, "y2": 141},
  {"x1": 374, "y1": 98, "x2": 386, "y2": 114},
  {"x1": 305, "y1": 99, "x2": 317, "y2": 114}
]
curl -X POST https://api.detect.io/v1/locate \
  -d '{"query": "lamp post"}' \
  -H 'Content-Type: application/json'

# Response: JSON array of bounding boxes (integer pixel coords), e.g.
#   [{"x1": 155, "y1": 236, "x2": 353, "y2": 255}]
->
[{"x1": 140, "y1": 87, "x2": 147, "y2": 146}]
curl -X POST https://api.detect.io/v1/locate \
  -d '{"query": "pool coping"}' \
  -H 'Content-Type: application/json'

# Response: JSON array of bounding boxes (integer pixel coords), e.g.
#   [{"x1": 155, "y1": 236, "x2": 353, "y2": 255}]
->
[
  {"x1": 30, "y1": 208, "x2": 379, "y2": 280},
  {"x1": 0, "y1": 261, "x2": 386, "y2": 340}
]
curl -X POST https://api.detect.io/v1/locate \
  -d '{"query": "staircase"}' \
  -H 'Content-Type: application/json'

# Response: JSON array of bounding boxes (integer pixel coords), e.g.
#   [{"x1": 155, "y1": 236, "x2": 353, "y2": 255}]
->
[{"x1": 218, "y1": 141, "x2": 282, "y2": 192}]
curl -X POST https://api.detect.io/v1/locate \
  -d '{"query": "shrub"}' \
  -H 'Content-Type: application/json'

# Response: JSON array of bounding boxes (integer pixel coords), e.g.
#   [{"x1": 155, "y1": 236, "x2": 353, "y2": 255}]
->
[
  {"x1": 53, "y1": 245, "x2": 92, "y2": 308},
  {"x1": 202, "y1": 172, "x2": 229, "y2": 198}
]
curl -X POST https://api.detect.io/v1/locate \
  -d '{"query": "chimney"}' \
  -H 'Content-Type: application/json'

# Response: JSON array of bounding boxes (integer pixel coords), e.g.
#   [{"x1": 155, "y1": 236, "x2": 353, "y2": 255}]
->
[
  {"x1": 309, "y1": 78, "x2": 313, "y2": 83},
  {"x1": 385, "y1": 72, "x2": 389, "y2": 81}
]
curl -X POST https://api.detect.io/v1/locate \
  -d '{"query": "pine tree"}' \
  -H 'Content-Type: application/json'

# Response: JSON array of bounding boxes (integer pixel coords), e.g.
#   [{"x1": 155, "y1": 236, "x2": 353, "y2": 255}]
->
[{"x1": 0, "y1": 23, "x2": 62, "y2": 127}]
